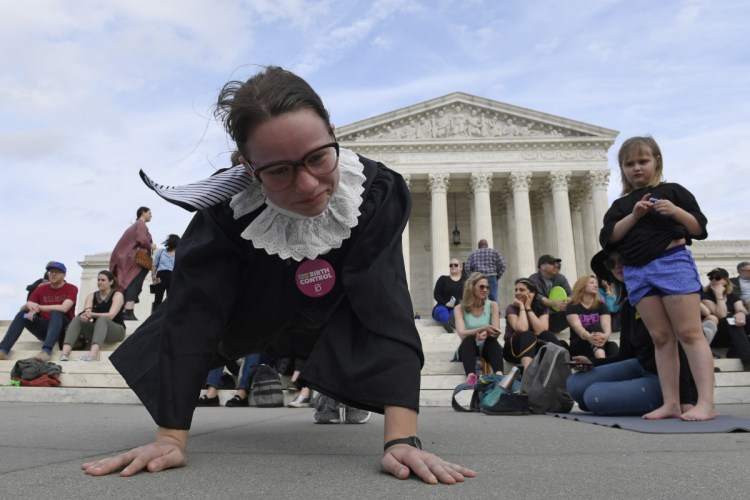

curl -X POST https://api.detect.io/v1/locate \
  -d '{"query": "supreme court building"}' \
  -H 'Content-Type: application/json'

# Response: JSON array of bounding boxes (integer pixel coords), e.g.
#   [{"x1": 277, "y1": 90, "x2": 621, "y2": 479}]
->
[{"x1": 337, "y1": 92, "x2": 618, "y2": 314}]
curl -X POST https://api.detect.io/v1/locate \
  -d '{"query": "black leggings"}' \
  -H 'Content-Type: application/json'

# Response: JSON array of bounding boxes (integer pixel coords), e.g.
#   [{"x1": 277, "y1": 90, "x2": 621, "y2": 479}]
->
[
  {"x1": 459, "y1": 336, "x2": 503, "y2": 375},
  {"x1": 503, "y1": 330, "x2": 560, "y2": 364},
  {"x1": 712, "y1": 319, "x2": 750, "y2": 364},
  {"x1": 124, "y1": 267, "x2": 148, "y2": 303},
  {"x1": 153, "y1": 270, "x2": 172, "y2": 307}
]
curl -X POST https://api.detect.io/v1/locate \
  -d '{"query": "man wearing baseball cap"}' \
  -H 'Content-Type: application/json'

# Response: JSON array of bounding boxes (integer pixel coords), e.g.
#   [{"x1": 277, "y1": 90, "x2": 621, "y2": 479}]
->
[
  {"x1": 0, "y1": 261, "x2": 78, "y2": 362},
  {"x1": 528, "y1": 254, "x2": 572, "y2": 333},
  {"x1": 701, "y1": 267, "x2": 750, "y2": 371}
]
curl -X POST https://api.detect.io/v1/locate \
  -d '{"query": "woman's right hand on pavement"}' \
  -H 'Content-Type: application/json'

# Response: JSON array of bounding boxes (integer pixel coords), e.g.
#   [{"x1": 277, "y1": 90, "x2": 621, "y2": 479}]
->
[{"x1": 82, "y1": 428, "x2": 187, "y2": 477}]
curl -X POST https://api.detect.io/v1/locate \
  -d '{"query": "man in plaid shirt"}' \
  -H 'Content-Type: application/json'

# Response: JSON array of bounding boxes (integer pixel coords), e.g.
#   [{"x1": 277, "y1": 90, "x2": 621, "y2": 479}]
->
[{"x1": 464, "y1": 239, "x2": 506, "y2": 302}]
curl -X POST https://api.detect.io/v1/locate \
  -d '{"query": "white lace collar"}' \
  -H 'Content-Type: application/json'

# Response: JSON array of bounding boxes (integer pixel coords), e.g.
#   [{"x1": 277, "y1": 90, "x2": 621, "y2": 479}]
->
[{"x1": 229, "y1": 147, "x2": 366, "y2": 261}]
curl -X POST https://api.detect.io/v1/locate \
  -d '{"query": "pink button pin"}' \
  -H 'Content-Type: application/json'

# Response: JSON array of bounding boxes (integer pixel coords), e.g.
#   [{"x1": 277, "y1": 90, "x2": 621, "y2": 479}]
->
[{"x1": 295, "y1": 259, "x2": 336, "y2": 298}]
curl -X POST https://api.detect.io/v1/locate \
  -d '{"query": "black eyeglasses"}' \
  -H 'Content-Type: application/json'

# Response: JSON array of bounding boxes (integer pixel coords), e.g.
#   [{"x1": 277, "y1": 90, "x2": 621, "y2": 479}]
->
[
  {"x1": 708, "y1": 276, "x2": 722, "y2": 281},
  {"x1": 250, "y1": 142, "x2": 340, "y2": 192},
  {"x1": 449, "y1": 263, "x2": 460, "y2": 268}
]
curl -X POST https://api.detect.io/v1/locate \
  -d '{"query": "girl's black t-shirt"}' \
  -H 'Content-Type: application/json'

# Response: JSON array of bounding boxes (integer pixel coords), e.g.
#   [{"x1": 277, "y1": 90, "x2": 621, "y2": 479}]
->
[{"x1": 600, "y1": 183, "x2": 707, "y2": 266}]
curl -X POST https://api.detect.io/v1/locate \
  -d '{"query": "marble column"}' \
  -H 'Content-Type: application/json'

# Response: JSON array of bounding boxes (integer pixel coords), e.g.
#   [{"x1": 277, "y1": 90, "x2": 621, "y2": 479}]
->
[
  {"x1": 580, "y1": 188, "x2": 598, "y2": 272},
  {"x1": 529, "y1": 191, "x2": 543, "y2": 256},
  {"x1": 429, "y1": 173, "x2": 451, "y2": 287},
  {"x1": 540, "y1": 186, "x2": 557, "y2": 256},
  {"x1": 470, "y1": 172, "x2": 494, "y2": 248},
  {"x1": 548, "y1": 170, "x2": 578, "y2": 279},
  {"x1": 508, "y1": 171, "x2": 535, "y2": 277},
  {"x1": 588, "y1": 170, "x2": 610, "y2": 238},
  {"x1": 570, "y1": 188, "x2": 587, "y2": 275},
  {"x1": 501, "y1": 187, "x2": 517, "y2": 284},
  {"x1": 402, "y1": 174, "x2": 412, "y2": 290},
  {"x1": 469, "y1": 188, "x2": 477, "y2": 248}
]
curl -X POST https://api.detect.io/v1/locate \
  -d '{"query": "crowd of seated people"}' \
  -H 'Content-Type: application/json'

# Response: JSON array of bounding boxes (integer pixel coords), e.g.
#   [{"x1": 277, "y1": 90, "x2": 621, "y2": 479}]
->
[
  {"x1": 434, "y1": 246, "x2": 750, "y2": 414},
  {"x1": 7, "y1": 247, "x2": 749, "y2": 419},
  {"x1": 700, "y1": 267, "x2": 750, "y2": 371}
]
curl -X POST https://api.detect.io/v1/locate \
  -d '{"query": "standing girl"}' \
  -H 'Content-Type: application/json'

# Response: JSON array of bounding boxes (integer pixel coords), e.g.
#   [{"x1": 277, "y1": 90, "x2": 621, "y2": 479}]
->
[
  {"x1": 600, "y1": 136, "x2": 715, "y2": 421},
  {"x1": 151, "y1": 234, "x2": 180, "y2": 311}
]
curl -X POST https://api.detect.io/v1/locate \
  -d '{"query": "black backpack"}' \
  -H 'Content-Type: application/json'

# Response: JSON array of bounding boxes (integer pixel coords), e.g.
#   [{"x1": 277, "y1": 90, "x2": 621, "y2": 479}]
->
[{"x1": 250, "y1": 364, "x2": 284, "y2": 407}]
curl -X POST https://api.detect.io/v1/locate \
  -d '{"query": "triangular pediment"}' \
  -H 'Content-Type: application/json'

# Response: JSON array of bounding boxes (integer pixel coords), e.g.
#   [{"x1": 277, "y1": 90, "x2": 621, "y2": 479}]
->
[{"x1": 336, "y1": 92, "x2": 617, "y2": 143}]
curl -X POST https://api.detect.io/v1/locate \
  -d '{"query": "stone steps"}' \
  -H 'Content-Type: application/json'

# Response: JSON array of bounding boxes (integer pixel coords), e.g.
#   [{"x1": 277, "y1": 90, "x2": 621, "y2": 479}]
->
[{"x1": 1, "y1": 319, "x2": 748, "y2": 407}]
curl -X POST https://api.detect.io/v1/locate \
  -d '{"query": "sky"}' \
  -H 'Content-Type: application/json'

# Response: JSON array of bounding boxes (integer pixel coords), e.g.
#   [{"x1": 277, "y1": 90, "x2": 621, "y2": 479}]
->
[{"x1": 1, "y1": 0, "x2": 749, "y2": 319}]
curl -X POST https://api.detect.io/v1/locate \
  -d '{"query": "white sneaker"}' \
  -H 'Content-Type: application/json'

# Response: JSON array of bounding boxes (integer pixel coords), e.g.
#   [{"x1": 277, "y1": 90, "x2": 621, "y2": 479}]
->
[
  {"x1": 702, "y1": 320, "x2": 718, "y2": 344},
  {"x1": 287, "y1": 395, "x2": 311, "y2": 408}
]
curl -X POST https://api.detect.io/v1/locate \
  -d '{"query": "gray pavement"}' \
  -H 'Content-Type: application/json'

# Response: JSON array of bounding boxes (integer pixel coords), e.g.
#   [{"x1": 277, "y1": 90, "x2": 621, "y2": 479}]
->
[{"x1": 1, "y1": 402, "x2": 749, "y2": 499}]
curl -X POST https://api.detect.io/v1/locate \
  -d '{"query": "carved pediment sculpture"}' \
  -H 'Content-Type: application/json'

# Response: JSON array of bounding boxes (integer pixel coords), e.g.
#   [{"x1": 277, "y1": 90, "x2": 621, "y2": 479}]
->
[{"x1": 336, "y1": 93, "x2": 613, "y2": 143}]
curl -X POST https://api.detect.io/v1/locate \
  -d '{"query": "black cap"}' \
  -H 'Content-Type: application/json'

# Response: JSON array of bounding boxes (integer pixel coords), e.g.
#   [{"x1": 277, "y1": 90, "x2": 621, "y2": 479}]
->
[
  {"x1": 538, "y1": 254, "x2": 561, "y2": 268},
  {"x1": 707, "y1": 268, "x2": 729, "y2": 280},
  {"x1": 590, "y1": 250, "x2": 609, "y2": 280}
]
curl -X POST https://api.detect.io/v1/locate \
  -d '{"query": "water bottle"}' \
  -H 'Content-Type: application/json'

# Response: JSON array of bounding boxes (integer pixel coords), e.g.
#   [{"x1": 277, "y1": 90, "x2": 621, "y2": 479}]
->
[
  {"x1": 474, "y1": 356, "x2": 483, "y2": 376},
  {"x1": 498, "y1": 366, "x2": 520, "y2": 392}
]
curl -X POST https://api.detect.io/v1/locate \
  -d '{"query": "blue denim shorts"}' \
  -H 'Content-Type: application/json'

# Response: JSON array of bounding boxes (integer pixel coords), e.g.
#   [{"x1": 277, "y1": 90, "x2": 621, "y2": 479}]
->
[{"x1": 624, "y1": 245, "x2": 702, "y2": 306}]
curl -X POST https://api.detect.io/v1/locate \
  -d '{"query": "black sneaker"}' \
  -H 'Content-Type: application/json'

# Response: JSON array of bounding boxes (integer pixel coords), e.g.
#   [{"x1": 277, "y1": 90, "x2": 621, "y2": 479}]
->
[
  {"x1": 196, "y1": 395, "x2": 220, "y2": 407},
  {"x1": 122, "y1": 310, "x2": 138, "y2": 321},
  {"x1": 225, "y1": 394, "x2": 249, "y2": 407},
  {"x1": 480, "y1": 393, "x2": 530, "y2": 416}
]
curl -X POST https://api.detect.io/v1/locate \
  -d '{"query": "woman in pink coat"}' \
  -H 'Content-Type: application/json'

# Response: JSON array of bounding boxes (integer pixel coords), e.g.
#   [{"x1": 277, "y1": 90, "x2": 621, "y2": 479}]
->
[{"x1": 109, "y1": 206, "x2": 155, "y2": 320}]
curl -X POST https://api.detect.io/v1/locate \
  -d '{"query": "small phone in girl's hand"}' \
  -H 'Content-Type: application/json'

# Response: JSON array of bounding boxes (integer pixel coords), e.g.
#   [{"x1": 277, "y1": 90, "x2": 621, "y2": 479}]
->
[{"x1": 727, "y1": 317, "x2": 736, "y2": 326}]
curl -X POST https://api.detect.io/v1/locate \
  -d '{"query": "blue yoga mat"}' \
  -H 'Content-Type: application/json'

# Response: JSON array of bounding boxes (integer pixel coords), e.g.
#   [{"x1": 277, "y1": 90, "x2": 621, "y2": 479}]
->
[{"x1": 549, "y1": 411, "x2": 750, "y2": 433}]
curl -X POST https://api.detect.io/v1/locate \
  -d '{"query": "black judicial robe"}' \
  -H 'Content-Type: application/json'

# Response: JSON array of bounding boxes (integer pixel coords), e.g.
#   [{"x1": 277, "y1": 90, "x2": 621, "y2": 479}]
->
[{"x1": 111, "y1": 157, "x2": 423, "y2": 430}]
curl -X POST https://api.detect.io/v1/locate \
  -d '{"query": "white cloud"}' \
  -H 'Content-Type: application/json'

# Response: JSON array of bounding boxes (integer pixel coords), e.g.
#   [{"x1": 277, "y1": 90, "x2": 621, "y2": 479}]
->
[{"x1": 1, "y1": 0, "x2": 749, "y2": 319}]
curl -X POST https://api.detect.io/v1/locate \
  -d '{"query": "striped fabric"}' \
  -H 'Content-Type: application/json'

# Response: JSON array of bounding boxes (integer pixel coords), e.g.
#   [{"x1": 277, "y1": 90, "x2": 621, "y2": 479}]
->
[{"x1": 139, "y1": 166, "x2": 255, "y2": 212}]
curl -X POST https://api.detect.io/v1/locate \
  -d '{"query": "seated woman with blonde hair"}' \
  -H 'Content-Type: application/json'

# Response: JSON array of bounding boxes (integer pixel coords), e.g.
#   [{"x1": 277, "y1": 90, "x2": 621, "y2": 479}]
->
[
  {"x1": 59, "y1": 270, "x2": 126, "y2": 361},
  {"x1": 453, "y1": 272, "x2": 503, "y2": 383},
  {"x1": 565, "y1": 275, "x2": 619, "y2": 359}
]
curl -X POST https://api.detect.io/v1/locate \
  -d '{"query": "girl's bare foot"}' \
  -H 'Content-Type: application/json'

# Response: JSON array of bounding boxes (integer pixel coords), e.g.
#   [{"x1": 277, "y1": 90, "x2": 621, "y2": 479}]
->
[
  {"x1": 642, "y1": 404, "x2": 682, "y2": 420},
  {"x1": 680, "y1": 403, "x2": 716, "y2": 421}
]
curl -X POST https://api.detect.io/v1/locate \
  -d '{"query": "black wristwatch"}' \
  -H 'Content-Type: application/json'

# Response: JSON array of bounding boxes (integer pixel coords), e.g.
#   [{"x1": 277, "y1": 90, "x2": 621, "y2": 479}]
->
[{"x1": 384, "y1": 436, "x2": 422, "y2": 452}]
